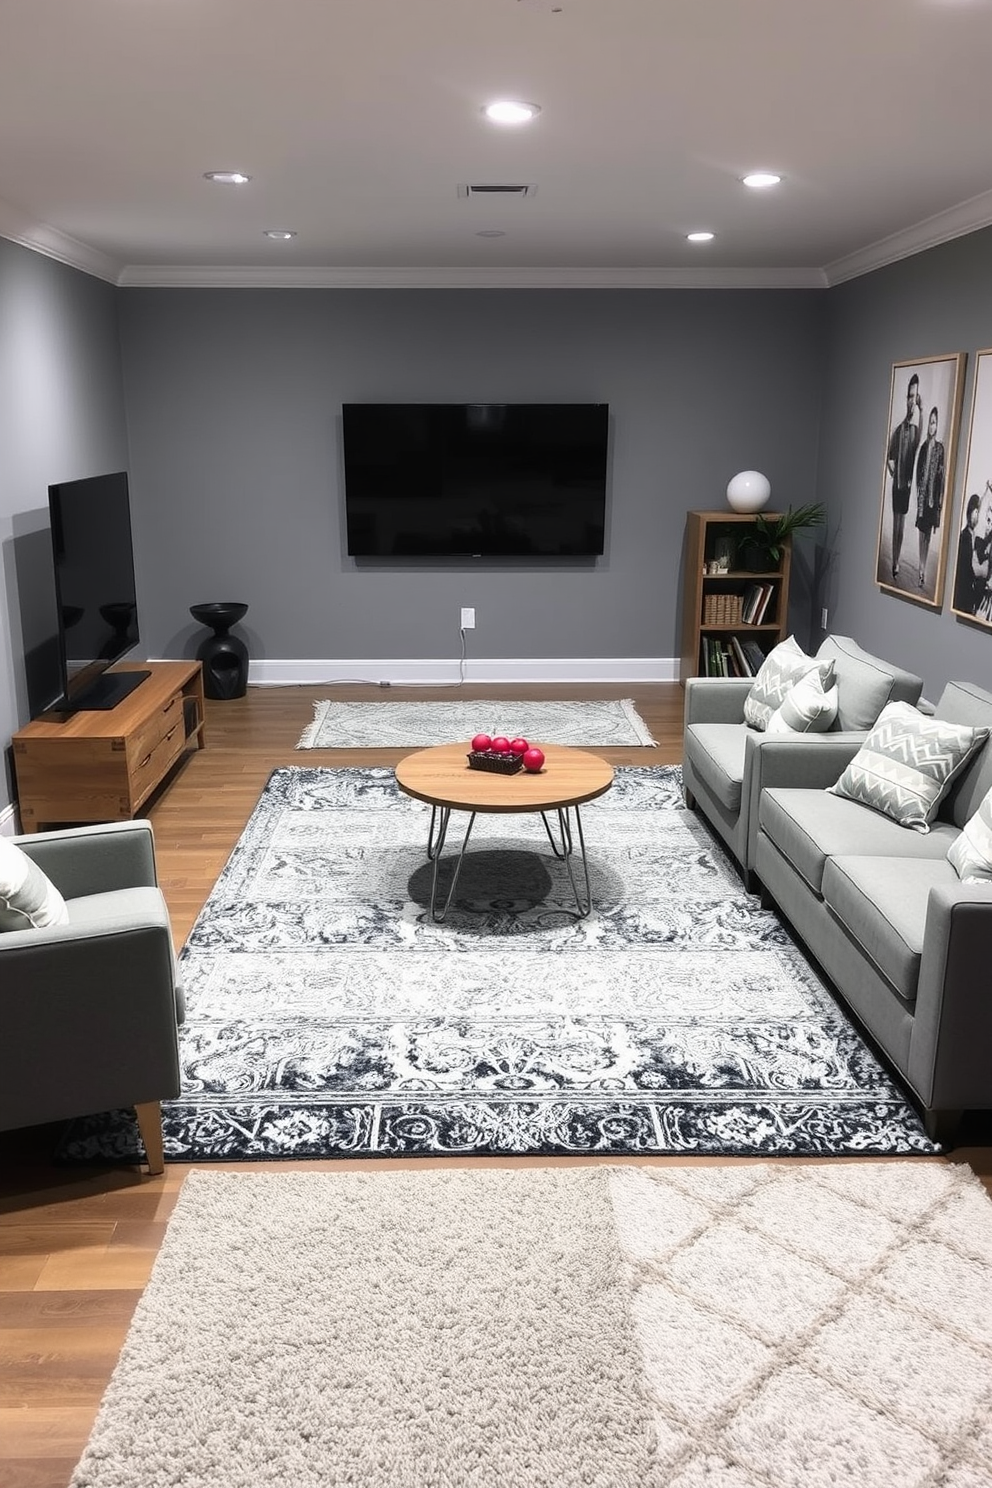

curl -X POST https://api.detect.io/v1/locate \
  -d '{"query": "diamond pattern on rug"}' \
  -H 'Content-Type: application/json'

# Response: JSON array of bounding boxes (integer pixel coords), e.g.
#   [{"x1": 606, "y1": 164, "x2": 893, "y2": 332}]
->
[
  {"x1": 58, "y1": 765, "x2": 936, "y2": 1163},
  {"x1": 609, "y1": 1163, "x2": 992, "y2": 1487},
  {"x1": 296, "y1": 697, "x2": 657, "y2": 748}
]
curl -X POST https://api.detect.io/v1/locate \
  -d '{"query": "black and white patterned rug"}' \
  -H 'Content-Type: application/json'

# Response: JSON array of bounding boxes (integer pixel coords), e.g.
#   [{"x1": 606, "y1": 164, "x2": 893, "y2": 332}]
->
[{"x1": 61, "y1": 765, "x2": 936, "y2": 1163}]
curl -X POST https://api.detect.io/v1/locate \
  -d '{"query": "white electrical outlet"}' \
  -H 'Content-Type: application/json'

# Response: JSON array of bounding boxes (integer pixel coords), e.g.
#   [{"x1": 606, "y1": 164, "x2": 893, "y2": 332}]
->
[
  {"x1": 460, "y1": 607, "x2": 476, "y2": 630},
  {"x1": 820, "y1": 607, "x2": 829, "y2": 629}
]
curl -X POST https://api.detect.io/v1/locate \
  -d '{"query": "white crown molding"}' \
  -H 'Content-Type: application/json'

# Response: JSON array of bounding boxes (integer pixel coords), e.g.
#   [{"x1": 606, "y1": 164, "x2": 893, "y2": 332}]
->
[
  {"x1": 118, "y1": 264, "x2": 826, "y2": 290},
  {"x1": 150, "y1": 656, "x2": 679, "y2": 684},
  {"x1": 7, "y1": 187, "x2": 992, "y2": 293},
  {"x1": 0, "y1": 803, "x2": 18, "y2": 837},
  {"x1": 0, "y1": 195, "x2": 121, "y2": 283},
  {"x1": 824, "y1": 186, "x2": 992, "y2": 286}
]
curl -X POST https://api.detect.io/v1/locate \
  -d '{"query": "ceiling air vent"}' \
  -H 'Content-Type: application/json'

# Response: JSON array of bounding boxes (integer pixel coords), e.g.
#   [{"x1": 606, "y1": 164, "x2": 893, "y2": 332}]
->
[{"x1": 457, "y1": 183, "x2": 537, "y2": 199}]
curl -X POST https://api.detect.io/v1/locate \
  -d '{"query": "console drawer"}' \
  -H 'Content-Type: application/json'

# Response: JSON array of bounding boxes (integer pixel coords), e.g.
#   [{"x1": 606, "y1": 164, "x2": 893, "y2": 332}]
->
[
  {"x1": 131, "y1": 717, "x2": 185, "y2": 809},
  {"x1": 130, "y1": 690, "x2": 183, "y2": 765}
]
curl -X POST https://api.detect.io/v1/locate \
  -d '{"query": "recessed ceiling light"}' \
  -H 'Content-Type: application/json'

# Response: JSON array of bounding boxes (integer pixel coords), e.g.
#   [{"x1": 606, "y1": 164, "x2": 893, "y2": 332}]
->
[
  {"x1": 686, "y1": 231, "x2": 715, "y2": 243},
  {"x1": 482, "y1": 100, "x2": 541, "y2": 125},
  {"x1": 741, "y1": 172, "x2": 782, "y2": 189},
  {"x1": 263, "y1": 230, "x2": 297, "y2": 240},
  {"x1": 476, "y1": 229, "x2": 507, "y2": 238},
  {"x1": 203, "y1": 170, "x2": 252, "y2": 185}
]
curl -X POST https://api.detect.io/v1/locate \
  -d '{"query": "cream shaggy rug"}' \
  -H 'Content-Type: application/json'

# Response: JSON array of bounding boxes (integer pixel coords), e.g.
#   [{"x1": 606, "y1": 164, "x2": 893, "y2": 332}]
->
[
  {"x1": 295, "y1": 696, "x2": 657, "y2": 748},
  {"x1": 70, "y1": 1164, "x2": 992, "y2": 1488}
]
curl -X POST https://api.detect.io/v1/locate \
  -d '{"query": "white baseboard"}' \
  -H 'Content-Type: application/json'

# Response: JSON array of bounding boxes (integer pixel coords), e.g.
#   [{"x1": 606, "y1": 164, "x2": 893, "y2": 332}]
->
[
  {"x1": 0, "y1": 804, "x2": 18, "y2": 837},
  {"x1": 151, "y1": 657, "x2": 678, "y2": 686}
]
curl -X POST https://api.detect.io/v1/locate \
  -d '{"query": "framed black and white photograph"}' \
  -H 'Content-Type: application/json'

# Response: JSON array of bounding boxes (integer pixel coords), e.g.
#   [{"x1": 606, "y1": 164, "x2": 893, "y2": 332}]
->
[
  {"x1": 874, "y1": 351, "x2": 966, "y2": 609},
  {"x1": 951, "y1": 348, "x2": 992, "y2": 628}
]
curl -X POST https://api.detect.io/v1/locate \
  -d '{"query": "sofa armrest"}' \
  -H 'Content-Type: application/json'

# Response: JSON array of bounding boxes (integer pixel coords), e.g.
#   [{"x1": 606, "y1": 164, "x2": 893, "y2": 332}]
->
[
  {"x1": 740, "y1": 732, "x2": 868, "y2": 878},
  {"x1": 0, "y1": 912, "x2": 181, "y2": 1133},
  {"x1": 15, "y1": 820, "x2": 159, "y2": 897},
  {"x1": 909, "y1": 882, "x2": 992, "y2": 1110},
  {"x1": 684, "y1": 677, "x2": 753, "y2": 725}
]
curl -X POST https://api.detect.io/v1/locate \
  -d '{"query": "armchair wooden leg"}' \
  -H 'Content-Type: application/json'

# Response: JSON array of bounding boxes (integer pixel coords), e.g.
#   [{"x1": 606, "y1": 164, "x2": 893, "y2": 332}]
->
[{"x1": 134, "y1": 1100, "x2": 165, "y2": 1175}]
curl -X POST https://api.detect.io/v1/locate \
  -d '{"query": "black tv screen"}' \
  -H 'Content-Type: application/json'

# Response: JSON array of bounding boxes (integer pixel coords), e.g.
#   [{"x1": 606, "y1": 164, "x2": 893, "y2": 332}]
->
[
  {"x1": 342, "y1": 403, "x2": 609, "y2": 557},
  {"x1": 46, "y1": 471, "x2": 149, "y2": 712}
]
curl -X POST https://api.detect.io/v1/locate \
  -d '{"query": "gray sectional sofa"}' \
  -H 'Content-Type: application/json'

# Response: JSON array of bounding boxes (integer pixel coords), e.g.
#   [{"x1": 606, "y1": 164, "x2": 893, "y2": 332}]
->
[
  {"x1": 753, "y1": 679, "x2": 992, "y2": 1143},
  {"x1": 682, "y1": 635, "x2": 925, "y2": 889}
]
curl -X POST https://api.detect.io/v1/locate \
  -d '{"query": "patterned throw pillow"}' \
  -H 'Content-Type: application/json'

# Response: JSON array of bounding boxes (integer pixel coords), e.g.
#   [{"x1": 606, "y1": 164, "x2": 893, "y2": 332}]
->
[
  {"x1": 947, "y1": 785, "x2": 992, "y2": 883},
  {"x1": 743, "y1": 636, "x2": 834, "y2": 732},
  {"x1": 766, "y1": 668, "x2": 840, "y2": 735},
  {"x1": 829, "y1": 702, "x2": 990, "y2": 833},
  {"x1": 0, "y1": 837, "x2": 70, "y2": 932}
]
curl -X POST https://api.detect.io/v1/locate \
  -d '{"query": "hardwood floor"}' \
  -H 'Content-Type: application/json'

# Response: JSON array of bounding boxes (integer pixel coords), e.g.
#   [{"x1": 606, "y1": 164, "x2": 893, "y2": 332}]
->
[{"x1": 1, "y1": 681, "x2": 988, "y2": 1488}]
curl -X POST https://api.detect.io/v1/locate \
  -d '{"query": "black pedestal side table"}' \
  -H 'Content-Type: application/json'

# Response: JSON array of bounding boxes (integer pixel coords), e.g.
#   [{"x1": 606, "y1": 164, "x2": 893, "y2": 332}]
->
[{"x1": 190, "y1": 603, "x2": 249, "y2": 699}]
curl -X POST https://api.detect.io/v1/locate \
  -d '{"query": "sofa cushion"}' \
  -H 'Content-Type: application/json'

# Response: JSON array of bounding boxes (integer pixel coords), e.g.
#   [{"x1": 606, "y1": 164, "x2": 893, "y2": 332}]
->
[
  {"x1": 759, "y1": 786, "x2": 956, "y2": 895},
  {"x1": 0, "y1": 837, "x2": 70, "y2": 932},
  {"x1": 930, "y1": 681, "x2": 992, "y2": 828},
  {"x1": 766, "y1": 669, "x2": 839, "y2": 734},
  {"x1": 947, "y1": 784, "x2": 992, "y2": 884},
  {"x1": 821, "y1": 855, "x2": 957, "y2": 1003},
  {"x1": 829, "y1": 702, "x2": 990, "y2": 833},
  {"x1": 743, "y1": 637, "x2": 833, "y2": 731},
  {"x1": 684, "y1": 723, "x2": 748, "y2": 811},
  {"x1": 815, "y1": 635, "x2": 924, "y2": 731}
]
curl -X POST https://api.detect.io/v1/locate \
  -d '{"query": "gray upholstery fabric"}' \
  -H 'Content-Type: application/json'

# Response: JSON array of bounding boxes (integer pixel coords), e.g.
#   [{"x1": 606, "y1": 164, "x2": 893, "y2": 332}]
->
[
  {"x1": 683, "y1": 723, "x2": 748, "y2": 812},
  {"x1": 758, "y1": 786, "x2": 955, "y2": 894},
  {"x1": 931, "y1": 681, "x2": 992, "y2": 827},
  {"x1": 821, "y1": 856, "x2": 958, "y2": 1003},
  {"x1": 682, "y1": 637, "x2": 924, "y2": 880},
  {"x1": 815, "y1": 635, "x2": 924, "y2": 731},
  {"x1": 756, "y1": 686, "x2": 992, "y2": 1127},
  {"x1": 0, "y1": 821, "x2": 181, "y2": 1138}
]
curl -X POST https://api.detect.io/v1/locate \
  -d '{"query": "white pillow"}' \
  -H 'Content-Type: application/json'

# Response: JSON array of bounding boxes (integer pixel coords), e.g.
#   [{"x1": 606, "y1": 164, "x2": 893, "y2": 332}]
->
[
  {"x1": 0, "y1": 837, "x2": 70, "y2": 932},
  {"x1": 947, "y1": 784, "x2": 992, "y2": 884},
  {"x1": 766, "y1": 669, "x2": 840, "y2": 734},
  {"x1": 829, "y1": 703, "x2": 990, "y2": 834},
  {"x1": 743, "y1": 636, "x2": 834, "y2": 732}
]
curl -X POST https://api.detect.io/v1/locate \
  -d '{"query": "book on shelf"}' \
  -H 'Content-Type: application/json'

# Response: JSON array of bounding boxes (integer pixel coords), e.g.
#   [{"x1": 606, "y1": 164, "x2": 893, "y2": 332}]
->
[
  {"x1": 753, "y1": 585, "x2": 775, "y2": 624},
  {"x1": 729, "y1": 635, "x2": 752, "y2": 676},
  {"x1": 740, "y1": 638, "x2": 768, "y2": 674},
  {"x1": 741, "y1": 582, "x2": 764, "y2": 624}
]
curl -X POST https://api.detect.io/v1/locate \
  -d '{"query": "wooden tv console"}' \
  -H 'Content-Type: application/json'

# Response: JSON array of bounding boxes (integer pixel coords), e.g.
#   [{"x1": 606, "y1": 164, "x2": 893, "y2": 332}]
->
[{"x1": 12, "y1": 661, "x2": 205, "y2": 833}]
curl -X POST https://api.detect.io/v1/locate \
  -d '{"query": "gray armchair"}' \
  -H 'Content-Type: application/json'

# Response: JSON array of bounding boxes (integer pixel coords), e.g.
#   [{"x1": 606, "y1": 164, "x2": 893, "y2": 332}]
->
[{"x1": 0, "y1": 820, "x2": 183, "y2": 1174}]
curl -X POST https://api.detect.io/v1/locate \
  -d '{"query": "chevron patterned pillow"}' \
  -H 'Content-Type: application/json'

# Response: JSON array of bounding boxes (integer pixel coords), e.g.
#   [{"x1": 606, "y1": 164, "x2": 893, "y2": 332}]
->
[
  {"x1": 829, "y1": 702, "x2": 990, "y2": 833},
  {"x1": 743, "y1": 636, "x2": 834, "y2": 731},
  {"x1": 947, "y1": 785, "x2": 992, "y2": 883}
]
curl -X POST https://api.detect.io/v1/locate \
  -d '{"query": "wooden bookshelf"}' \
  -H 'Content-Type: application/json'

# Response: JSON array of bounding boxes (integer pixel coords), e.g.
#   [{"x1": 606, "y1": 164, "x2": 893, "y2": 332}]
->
[
  {"x1": 679, "y1": 511, "x2": 792, "y2": 683},
  {"x1": 12, "y1": 660, "x2": 205, "y2": 832}
]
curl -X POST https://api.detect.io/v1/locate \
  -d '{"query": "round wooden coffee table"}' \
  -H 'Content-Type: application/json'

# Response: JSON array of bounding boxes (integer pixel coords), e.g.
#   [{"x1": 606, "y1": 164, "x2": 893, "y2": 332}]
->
[{"x1": 395, "y1": 742, "x2": 615, "y2": 921}]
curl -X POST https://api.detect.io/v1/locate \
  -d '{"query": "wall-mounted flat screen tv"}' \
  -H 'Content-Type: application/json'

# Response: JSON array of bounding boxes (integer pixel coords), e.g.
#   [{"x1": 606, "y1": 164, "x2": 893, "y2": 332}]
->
[
  {"x1": 342, "y1": 403, "x2": 609, "y2": 557},
  {"x1": 46, "y1": 471, "x2": 150, "y2": 712}
]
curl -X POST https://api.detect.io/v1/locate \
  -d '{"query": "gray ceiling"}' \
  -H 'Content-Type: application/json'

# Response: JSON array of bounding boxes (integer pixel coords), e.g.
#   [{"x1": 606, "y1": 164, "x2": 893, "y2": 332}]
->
[{"x1": 2, "y1": 0, "x2": 991, "y2": 286}]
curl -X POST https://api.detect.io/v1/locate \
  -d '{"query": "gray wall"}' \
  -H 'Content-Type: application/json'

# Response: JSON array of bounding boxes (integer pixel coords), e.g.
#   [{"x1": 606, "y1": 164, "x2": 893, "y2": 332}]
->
[
  {"x1": 820, "y1": 224, "x2": 992, "y2": 698},
  {"x1": 7, "y1": 222, "x2": 992, "y2": 823},
  {"x1": 118, "y1": 288, "x2": 826, "y2": 667},
  {"x1": 0, "y1": 238, "x2": 127, "y2": 814}
]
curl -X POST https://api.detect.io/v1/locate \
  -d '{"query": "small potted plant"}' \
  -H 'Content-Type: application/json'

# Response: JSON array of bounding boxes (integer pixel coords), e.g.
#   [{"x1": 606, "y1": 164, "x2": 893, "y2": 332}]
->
[{"x1": 738, "y1": 502, "x2": 826, "y2": 571}]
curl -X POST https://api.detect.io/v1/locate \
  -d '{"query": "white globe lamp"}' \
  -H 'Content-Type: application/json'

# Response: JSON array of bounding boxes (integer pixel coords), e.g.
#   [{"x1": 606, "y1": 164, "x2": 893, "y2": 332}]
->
[{"x1": 726, "y1": 470, "x2": 771, "y2": 513}]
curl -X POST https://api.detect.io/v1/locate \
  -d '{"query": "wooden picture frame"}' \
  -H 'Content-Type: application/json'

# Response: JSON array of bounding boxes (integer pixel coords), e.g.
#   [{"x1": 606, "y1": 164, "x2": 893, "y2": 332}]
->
[
  {"x1": 951, "y1": 348, "x2": 992, "y2": 628},
  {"x1": 874, "y1": 351, "x2": 966, "y2": 610}
]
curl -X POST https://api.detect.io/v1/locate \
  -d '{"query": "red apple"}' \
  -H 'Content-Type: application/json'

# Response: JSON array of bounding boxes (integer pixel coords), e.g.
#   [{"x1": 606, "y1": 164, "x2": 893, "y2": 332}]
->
[
  {"x1": 509, "y1": 737, "x2": 529, "y2": 755},
  {"x1": 490, "y1": 736, "x2": 511, "y2": 753},
  {"x1": 523, "y1": 747, "x2": 545, "y2": 772},
  {"x1": 471, "y1": 733, "x2": 492, "y2": 752}
]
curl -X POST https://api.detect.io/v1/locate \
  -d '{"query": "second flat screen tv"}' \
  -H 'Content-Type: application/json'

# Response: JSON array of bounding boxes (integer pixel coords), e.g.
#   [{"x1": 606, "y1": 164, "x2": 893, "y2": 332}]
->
[{"x1": 342, "y1": 403, "x2": 609, "y2": 557}]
